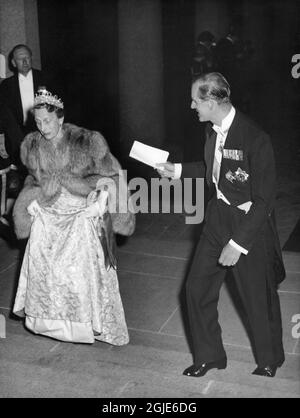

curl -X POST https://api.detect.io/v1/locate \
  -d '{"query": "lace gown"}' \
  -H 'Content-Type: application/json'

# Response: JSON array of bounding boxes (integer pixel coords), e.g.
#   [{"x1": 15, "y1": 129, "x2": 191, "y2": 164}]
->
[{"x1": 13, "y1": 187, "x2": 129, "y2": 345}]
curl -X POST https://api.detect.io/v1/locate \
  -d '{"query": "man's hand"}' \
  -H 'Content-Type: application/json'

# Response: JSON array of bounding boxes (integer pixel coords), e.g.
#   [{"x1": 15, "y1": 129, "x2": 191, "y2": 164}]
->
[
  {"x1": 156, "y1": 162, "x2": 175, "y2": 178},
  {"x1": 218, "y1": 242, "x2": 242, "y2": 267}
]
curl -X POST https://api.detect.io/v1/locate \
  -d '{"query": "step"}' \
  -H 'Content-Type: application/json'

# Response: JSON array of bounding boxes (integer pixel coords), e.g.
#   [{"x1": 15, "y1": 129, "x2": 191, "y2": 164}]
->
[
  {"x1": 118, "y1": 236, "x2": 194, "y2": 260},
  {"x1": 0, "y1": 358, "x2": 298, "y2": 398},
  {"x1": 0, "y1": 332, "x2": 299, "y2": 398}
]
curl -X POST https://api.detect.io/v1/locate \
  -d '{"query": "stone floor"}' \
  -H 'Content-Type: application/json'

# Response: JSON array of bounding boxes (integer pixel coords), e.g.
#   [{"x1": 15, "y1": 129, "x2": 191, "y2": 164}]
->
[{"x1": 0, "y1": 172, "x2": 299, "y2": 398}]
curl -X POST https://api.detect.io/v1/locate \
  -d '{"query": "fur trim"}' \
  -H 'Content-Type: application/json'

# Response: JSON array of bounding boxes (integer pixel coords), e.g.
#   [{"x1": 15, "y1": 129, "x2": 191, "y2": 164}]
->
[
  {"x1": 13, "y1": 182, "x2": 41, "y2": 239},
  {"x1": 111, "y1": 212, "x2": 135, "y2": 236}
]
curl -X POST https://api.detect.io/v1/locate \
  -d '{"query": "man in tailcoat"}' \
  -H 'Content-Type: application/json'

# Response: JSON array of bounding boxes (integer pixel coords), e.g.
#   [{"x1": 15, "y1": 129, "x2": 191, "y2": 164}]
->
[
  {"x1": 0, "y1": 44, "x2": 50, "y2": 240},
  {"x1": 157, "y1": 72, "x2": 285, "y2": 378},
  {"x1": 0, "y1": 44, "x2": 51, "y2": 150}
]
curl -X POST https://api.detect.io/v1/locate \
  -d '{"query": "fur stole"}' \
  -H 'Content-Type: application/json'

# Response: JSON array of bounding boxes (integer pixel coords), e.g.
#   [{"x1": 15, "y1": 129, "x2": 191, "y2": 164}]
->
[{"x1": 13, "y1": 123, "x2": 135, "y2": 238}]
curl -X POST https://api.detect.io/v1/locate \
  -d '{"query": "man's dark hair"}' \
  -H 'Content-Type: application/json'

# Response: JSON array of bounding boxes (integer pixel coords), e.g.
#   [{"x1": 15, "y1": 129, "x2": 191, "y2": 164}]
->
[
  {"x1": 197, "y1": 31, "x2": 215, "y2": 45},
  {"x1": 11, "y1": 44, "x2": 32, "y2": 58}
]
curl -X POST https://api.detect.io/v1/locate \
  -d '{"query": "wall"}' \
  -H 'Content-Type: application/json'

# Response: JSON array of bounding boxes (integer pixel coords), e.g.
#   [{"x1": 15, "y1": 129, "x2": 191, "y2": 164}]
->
[
  {"x1": 0, "y1": 0, "x2": 40, "y2": 77},
  {"x1": 194, "y1": 0, "x2": 229, "y2": 41}
]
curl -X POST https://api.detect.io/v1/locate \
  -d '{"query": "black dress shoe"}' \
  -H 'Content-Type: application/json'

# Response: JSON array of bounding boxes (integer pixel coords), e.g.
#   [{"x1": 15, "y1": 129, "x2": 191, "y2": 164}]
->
[
  {"x1": 183, "y1": 358, "x2": 227, "y2": 377},
  {"x1": 252, "y1": 365, "x2": 277, "y2": 377}
]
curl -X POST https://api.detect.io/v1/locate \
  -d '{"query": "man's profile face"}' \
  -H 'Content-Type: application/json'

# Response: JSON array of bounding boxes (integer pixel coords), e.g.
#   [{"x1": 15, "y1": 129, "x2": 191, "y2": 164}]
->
[
  {"x1": 190, "y1": 82, "x2": 211, "y2": 122},
  {"x1": 12, "y1": 47, "x2": 32, "y2": 76}
]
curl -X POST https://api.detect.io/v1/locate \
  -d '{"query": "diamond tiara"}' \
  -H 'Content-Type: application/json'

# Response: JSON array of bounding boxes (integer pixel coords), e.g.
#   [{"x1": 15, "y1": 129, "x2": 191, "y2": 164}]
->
[{"x1": 34, "y1": 87, "x2": 64, "y2": 109}]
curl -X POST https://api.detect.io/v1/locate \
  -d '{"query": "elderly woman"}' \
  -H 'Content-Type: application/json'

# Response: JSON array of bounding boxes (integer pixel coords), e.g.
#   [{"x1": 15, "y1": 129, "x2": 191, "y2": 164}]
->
[{"x1": 12, "y1": 88, "x2": 135, "y2": 345}]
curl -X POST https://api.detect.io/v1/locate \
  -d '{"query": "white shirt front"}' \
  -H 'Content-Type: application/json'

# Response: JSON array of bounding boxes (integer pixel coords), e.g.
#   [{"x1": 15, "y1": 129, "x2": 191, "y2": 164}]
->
[
  {"x1": 212, "y1": 106, "x2": 236, "y2": 204},
  {"x1": 18, "y1": 70, "x2": 34, "y2": 124}
]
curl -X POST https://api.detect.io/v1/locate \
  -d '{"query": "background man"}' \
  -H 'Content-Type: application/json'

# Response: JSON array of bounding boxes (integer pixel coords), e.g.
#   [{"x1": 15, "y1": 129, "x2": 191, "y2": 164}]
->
[
  {"x1": 0, "y1": 44, "x2": 50, "y2": 137},
  {"x1": 157, "y1": 72, "x2": 285, "y2": 378},
  {"x1": 0, "y1": 105, "x2": 23, "y2": 243},
  {"x1": 0, "y1": 44, "x2": 50, "y2": 240}
]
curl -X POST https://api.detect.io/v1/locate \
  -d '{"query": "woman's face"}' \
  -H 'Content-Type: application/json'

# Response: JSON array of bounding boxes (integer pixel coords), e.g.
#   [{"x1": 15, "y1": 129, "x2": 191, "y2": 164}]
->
[{"x1": 34, "y1": 107, "x2": 63, "y2": 140}]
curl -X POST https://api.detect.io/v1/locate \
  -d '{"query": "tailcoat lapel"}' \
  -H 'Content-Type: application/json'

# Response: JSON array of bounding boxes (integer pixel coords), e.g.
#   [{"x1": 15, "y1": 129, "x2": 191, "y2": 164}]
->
[
  {"x1": 13, "y1": 74, "x2": 23, "y2": 125},
  {"x1": 204, "y1": 127, "x2": 217, "y2": 186}
]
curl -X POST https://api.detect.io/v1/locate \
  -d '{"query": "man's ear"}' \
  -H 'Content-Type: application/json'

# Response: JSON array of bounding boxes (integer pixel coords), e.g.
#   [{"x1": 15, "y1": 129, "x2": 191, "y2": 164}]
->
[
  {"x1": 59, "y1": 117, "x2": 64, "y2": 126},
  {"x1": 11, "y1": 58, "x2": 17, "y2": 69},
  {"x1": 208, "y1": 99, "x2": 215, "y2": 110}
]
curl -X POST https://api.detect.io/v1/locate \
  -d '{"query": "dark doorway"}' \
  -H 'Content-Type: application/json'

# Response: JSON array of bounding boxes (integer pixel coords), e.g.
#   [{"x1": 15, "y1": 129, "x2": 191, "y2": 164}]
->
[
  {"x1": 37, "y1": 0, "x2": 120, "y2": 156},
  {"x1": 162, "y1": 0, "x2": 198, "y2": 162}
]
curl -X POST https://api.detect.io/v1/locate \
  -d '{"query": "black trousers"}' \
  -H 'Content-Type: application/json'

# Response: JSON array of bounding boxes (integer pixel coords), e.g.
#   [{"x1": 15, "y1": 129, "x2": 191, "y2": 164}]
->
[{"x1": 186, "y1": 198, "x2": 285, "y2": 367}]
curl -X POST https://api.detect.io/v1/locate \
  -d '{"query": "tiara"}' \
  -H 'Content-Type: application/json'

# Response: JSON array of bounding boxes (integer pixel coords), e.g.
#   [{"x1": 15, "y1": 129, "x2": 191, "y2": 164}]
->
[{"x1": 34, "y1": 87, "x2": 64, "y2": 109}]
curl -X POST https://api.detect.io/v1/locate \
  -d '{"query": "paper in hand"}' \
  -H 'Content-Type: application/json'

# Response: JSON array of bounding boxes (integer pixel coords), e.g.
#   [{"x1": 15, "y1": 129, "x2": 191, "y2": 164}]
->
[{"x1": 129, "y1": 140, "x2": 169, "y2": 168}]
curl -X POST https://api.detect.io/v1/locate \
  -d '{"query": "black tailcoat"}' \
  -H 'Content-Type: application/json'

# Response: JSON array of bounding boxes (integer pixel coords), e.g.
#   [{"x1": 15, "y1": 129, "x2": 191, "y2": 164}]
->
[
  {"x1": 0, "y1": 69, "x2": 50, "y2": 165},
  {"x1": 0, "y1": 69, "x2": 50, "y2": 135},
  {"x1": 182, "y1": 110, "x2": 285, "y2": 367}
]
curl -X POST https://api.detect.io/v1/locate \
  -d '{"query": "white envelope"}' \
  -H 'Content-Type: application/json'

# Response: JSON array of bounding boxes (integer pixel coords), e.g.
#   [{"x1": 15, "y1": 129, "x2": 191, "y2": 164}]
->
[{"x1": 129, "y1": 140, "x2": 169, "y2": 168}]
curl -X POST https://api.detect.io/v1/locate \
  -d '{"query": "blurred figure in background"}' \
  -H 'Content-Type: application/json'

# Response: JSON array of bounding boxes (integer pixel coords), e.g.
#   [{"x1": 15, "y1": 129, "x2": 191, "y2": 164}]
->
[
  {"x1": 0, "y1": 44, "x2": 50, "y2": 137},
  {"x1": 191, "y1": 31, "x2": 216, "y2": 77},
  {"x1": 0, "y1": 105, "x2": 23, "y2": 245},
  {"x1": 0, "y1": 44, "x2": 54, "y2": 240},
  {"x1": 215, "y1": 16, "x2": 252, "y2": 112}
]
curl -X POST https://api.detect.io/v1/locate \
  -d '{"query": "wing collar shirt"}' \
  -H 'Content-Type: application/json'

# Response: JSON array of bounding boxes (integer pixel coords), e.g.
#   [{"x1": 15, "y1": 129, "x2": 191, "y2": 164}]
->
[{"x1": 18, "y1": 70, "x2": 34, "y2": 124}]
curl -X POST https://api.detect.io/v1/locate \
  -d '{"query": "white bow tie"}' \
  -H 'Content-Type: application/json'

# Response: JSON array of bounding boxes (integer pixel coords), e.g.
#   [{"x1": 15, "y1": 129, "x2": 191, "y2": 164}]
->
[{"x1": 212, "y1": 125, "x2": 228, "y2": 137}]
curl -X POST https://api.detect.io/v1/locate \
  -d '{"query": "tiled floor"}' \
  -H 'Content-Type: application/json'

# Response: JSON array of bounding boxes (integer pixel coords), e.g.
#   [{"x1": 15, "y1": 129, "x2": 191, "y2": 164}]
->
[{"x1": 117, "y1": 232, "x2": 300, "y2": 359}]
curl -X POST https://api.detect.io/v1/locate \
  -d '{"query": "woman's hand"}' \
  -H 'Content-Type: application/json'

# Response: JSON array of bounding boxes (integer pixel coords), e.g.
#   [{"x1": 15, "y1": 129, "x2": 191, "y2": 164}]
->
[
  {"x1": 27, "y1": 200, "x2": 40, "y2": 217},
  {"x1": 83, "y1": 201, "x2": 101, "y2": 218},
  {"x1": 98, "y1": 190, "x2": 109, "y2": 215},
  {"x1": 83, "y1": 190, "x2": 109, "y2": 218}
]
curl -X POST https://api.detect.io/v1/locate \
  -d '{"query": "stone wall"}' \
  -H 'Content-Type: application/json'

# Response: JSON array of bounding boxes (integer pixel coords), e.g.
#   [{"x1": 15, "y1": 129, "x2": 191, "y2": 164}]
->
[{"x1": 0, "y1": 0, "x2": 40, "y2": 77}]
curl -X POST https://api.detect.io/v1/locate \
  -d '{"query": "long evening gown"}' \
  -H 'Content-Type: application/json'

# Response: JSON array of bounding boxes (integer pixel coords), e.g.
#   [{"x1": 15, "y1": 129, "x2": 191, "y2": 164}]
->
[{"x1": 13, "y1": 187, "x2": 129, "y2": 345}]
